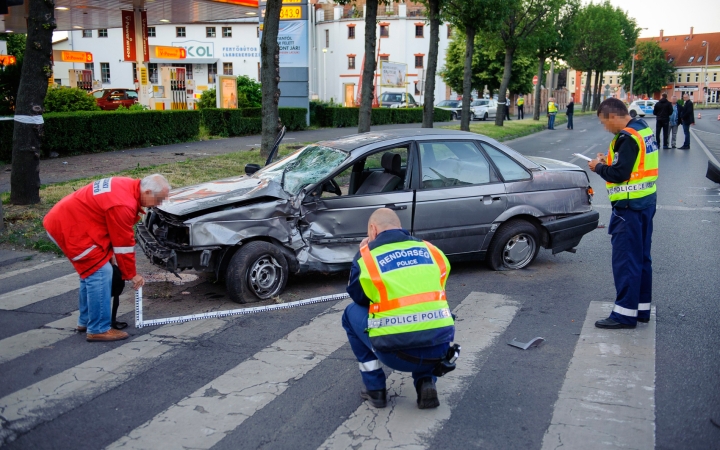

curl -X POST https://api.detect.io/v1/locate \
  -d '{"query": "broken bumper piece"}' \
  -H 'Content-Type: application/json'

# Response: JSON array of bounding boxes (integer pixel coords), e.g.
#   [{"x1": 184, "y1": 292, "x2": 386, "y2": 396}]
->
[
  {"x1": 543, "y1": 210, "x2": 600, "y2": 254},
  {"x1": 136, "y1": 222, "x2": 221, "y2": 273}
]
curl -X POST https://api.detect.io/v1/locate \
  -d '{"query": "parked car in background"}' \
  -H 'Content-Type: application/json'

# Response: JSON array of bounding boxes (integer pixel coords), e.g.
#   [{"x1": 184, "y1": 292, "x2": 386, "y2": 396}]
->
[
  {"x1": 435, "y1": 100, "x2": 463, "y2": 120},
  {"x1": 471, "y1": 99, "x2": 498, "y2": 121},
  {"x1": 380, "y1": 92, "x2": 418, "y2": 108},
  {"x1": 628, "y1": 100, "x2": 657, "y2": 118},
  {"x1": 137, "y1": 129, "x2": 599, "y2": 304},
  {"x1": 91, "y1": 88, "x2": 139, "y2": 110}
]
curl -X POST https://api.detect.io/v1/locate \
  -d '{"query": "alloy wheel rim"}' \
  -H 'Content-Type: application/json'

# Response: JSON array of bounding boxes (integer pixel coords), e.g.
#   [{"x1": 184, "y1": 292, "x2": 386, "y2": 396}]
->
[{"x1": 502, "y1": 234, "x2": 535, "y2": 269}]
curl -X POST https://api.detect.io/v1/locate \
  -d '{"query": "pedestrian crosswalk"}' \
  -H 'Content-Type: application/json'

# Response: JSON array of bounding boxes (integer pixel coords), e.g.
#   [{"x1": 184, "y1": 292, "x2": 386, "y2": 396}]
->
[{"x1": 0, "y1": 258, "x2": 659, "y2": 449}]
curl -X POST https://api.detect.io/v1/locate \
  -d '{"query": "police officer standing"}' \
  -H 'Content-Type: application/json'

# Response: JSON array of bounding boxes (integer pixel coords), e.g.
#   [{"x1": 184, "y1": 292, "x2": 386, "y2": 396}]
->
[
  {"x1": 342, "y1": 208, "x2": 456, "y2": 409},
  {"x1": 588, "y1": 98, "x2": 658, "y2": 329},
  {"x1": 547, "y1": 97, "x2": 558, "y2": 129},
  {"x1": 516, "y1": 95, "x2": 525, "y2": 120}
]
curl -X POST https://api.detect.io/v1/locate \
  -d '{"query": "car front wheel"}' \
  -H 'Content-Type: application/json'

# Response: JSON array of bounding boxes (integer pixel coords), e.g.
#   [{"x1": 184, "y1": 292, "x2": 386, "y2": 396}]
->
[
  {"x1": 483, "y1": 112, "x2": 488, "y2": 121},
  {"x1": 226, "y1": 241, "x2": 289, "y2": 303},
  {"x1": 629, "y1": 110, "x2": 637, "y2": 118},
  {"x1": 487, "y1": 220, "x2": 540, "y2": 270}
]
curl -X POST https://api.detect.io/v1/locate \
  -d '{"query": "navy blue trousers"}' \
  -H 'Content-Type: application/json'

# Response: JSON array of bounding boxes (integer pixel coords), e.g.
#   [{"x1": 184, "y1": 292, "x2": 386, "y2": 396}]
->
[
  {"x1": 607, "y1": 205, "x2": 656, "y2": 325},
  {"x1": 342, "y1": 302, "x2": 449, "y2": 391},
  {"x1": 681, "y1": 122, "x2": 691, "y2": 147},
  {"x1": 548, "y1": 113, "x2": 556, "y2": 129}
]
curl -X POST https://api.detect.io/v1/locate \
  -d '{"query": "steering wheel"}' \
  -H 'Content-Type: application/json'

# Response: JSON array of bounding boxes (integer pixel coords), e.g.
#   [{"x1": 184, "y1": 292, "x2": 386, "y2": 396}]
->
[{"x1": 327, "y1": 178, "x2": 342, "y2": 196}]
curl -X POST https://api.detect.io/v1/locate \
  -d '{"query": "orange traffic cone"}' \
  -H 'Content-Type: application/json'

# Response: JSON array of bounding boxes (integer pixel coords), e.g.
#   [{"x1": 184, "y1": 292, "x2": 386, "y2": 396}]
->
[{"x1": 697, "y1": 113, "x2": 702, "y2": 119}]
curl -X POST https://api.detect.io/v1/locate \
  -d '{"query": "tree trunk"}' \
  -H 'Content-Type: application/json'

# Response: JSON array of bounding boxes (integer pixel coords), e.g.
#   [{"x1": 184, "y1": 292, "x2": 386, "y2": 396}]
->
[
  {"x1": 422, "y1": 0, "x2": 440, "y2": 128},
  {"x1": 533, "y1": 55, "x2": 544, "y2": 120},
  {"x1": 548, "y1": 59, "x2": 555, "y2": 97},
  {"x1": 358, "y1": 0, "x2": 378, "y2": 133},
  {"x1": 594, "y1": 70, "x2": 604, "y2": 110},
  {"x1": 591, "y1": 69, "x2": 601, "y2": 110},
  {"x1": 582, "y1": 70, "x2": 592, "y2": 112},
  {"x1": 494, "y1": 46, "x2": 514, "y2": 127},
  {"x1": 260, "y1": 0, "x2": 282, "y2": 159},
  {"x1": 459, "y1": 26, "x2": 475, "y2": 131},
  {"x1": 10, "y1": 0, "x2": 55, "y2": 205}
]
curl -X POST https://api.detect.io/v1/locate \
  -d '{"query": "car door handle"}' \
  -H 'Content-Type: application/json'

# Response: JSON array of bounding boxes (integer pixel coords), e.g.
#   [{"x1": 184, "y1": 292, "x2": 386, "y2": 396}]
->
[
  {"x1": 482, "y1": 196, "x2": 501, "y2": 204},
  {"x1": 385, "y1": 204, "x2": 407, "y2": 211}
]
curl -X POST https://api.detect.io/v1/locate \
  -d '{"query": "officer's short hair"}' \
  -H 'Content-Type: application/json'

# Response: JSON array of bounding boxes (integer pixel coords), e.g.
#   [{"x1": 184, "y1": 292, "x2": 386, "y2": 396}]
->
[
  {"x1": 661, "y1": 93, "x2": 667, "y2": 99},
  {"x1": 597, "y1": 98, "x2": 628, "y2": 118}
]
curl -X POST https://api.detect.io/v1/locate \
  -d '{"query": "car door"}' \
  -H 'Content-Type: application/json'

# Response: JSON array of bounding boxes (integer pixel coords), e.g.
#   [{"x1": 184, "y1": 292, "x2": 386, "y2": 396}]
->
[
  {"x1": 124, "y1": 90, "x2": 139, "y2": 108},
  {"x1": 299, "y1": 143, "x2": 415, "y2": 265},
  {"x1": 489, "y1": 100, "x2": 498, "y2": 118},
  {"x1": 412, "y1": 140, "x2": 507, "y2": 256}
]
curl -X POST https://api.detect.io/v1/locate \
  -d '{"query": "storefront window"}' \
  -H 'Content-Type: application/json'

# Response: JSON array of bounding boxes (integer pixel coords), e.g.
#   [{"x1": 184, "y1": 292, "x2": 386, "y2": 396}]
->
[
  {"x1": 208, "y1": 63, "x2": 217, "y2": 84},
  {"x1": 223, "y1": 62, "x2": 233, "y2": 75},
  {"x1": 148, "y1": 63, "x2": 158, "y2": 84}
]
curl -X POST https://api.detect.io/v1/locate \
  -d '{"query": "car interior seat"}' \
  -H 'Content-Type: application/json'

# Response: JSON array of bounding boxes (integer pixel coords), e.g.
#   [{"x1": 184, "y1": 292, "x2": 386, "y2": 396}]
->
[{"x1": 355, "y1": 152, "x2": 402, "y2": 195}]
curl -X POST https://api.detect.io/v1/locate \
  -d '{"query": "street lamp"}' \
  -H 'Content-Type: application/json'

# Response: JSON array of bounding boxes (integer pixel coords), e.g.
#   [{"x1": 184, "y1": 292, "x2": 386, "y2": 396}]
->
[
  {"x1": 629, "y1": 28, "x2": 648, "y2": 101},
  {"x1": 322, "y1": 48, "x2": 328, "y2": 101},
  {"x1": 702, "y1": 40, "x2": 709, "y2": 104}
]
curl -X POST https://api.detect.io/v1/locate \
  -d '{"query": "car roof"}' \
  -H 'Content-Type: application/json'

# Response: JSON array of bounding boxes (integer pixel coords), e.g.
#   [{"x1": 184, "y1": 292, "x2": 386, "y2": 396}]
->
[{"x1": 316, "y1": 129, "x2": 477, "y2": 152}]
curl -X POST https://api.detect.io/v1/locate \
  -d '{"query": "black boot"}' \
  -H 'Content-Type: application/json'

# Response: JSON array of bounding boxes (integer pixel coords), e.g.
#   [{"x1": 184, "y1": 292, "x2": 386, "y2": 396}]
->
[
  {"x1": 595, "y1": 317, "x2": 636, "y2": 329},
  {"x1": 416, "y1": 378, "x2": 440, "y2": 409},
  {"x1": 360, "y1": 388, "x2": 387, "y2": 408}
]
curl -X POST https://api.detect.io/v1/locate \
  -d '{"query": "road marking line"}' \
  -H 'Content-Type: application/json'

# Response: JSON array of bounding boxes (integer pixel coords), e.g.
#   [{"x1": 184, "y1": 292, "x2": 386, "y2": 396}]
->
[
  {"x1": 0, "y1": 259, "x2": 68, "y2": 281},
  {"x1": 318, "y1": 292, "x2": 519, "y2": 450},
  {"x1": 106, "y1": 299, "x2": 351, "y2": 450},
  {"x1": 0, "y1": 293, "x2": 134, "y2": 365},
  {"x1": 540, "y1": 302, "x2": 656, "y2": 450},
  {"x1": 0, "y1": 273, "x2": 79, "y2": 310},
  {"x1": 690, "y1": 128, "x2": 720, "y2": 166},
  {"x1": 0, "y1": 317, "x2": 227, "y2": 446}
]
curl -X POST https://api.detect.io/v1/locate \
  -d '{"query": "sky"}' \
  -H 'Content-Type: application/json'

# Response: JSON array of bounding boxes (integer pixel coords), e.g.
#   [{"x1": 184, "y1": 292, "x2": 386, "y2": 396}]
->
[{"x1": 602, "y1": 0, "x2": 719, "y2": 38}]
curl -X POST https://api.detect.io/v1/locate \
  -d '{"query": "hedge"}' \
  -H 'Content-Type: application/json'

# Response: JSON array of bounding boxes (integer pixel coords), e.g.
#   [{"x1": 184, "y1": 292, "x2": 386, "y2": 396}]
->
[
  {"x1": 312, "y1": 106, "x2": 452, "y2": 128},
  {"x1": 200, "y1": 107, "x2": 306, "y2": 137}
]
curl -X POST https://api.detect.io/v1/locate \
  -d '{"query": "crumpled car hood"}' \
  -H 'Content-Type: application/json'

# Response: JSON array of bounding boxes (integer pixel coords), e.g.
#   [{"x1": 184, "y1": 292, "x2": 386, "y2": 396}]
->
[
  {"x1": 157, "y1": 175, "x2": 290, "y2": 216},
  {"x1": 526, "y1": 156, "x2": 583, "y2": 171}
]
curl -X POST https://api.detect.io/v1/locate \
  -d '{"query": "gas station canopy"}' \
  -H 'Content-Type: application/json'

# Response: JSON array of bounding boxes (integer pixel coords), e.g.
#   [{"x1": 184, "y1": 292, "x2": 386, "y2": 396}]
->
[{"x1": 1, "y1": 0, "x2": 259, "y2": 33}]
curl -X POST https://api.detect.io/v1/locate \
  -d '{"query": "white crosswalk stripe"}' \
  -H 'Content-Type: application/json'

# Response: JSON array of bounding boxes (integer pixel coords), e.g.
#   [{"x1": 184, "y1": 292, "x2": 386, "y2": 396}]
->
[
  {"x1": 319, "y1": 292, "x2": 519, "y2": 449},
  {"x1": 0, "y1": 273, "x2": 79, "y2": 310},
  {"x1": 0, "y1": 258, "x2": 68, "y2": 281}
]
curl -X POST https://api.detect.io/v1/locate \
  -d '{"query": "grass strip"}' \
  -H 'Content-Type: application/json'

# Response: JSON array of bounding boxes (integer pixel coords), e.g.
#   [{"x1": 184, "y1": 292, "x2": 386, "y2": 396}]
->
[
  {"x1": 441, "y1": 111, "x2": 595, "y2": 141},
  {"x1": 0, "y1": 145, "x2": 300, "y2": 255}
]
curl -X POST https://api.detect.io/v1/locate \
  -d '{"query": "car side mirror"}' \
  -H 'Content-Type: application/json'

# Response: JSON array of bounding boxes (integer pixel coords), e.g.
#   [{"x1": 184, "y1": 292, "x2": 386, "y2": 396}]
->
[{"x1": 245, "y1": 163, "x2": 261, "y2": 175}]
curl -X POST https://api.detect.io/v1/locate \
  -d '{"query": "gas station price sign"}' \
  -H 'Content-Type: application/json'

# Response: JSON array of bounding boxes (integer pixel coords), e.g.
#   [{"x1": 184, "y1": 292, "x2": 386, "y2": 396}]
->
[
  {"x1": 153, "y1": 46, "x2": 187, "y2": 59},
  {"x1": 57, "y1": 51, "x2": 93, "y2": 63},
  {"x1": 279, "y1": 6, "x2": 302, "y2": 19}
]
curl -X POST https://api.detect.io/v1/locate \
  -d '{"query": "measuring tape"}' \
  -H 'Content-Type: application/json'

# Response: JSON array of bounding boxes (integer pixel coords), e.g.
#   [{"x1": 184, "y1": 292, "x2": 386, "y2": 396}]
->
[{"x1": 134, "y1": 287, "x2": 349, "y2": 328}]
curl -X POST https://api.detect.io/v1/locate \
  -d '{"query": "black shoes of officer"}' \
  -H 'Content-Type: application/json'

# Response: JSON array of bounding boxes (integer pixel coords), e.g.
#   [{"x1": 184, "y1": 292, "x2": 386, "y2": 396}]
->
[
  {"x1": 679, "y1": 146, "x2": 690, "y2": 150},
  {"x1": 360, "y1": 388, "x2": 387, "y2": 408},
  {"x1": 595, "y1": 318, "x2": 636, "y2": 329},
  {"x1": 416, "y1": 378, "x2": 440, "y2": 409},
  {"x1": 637, "y1": 317, "x2": 650, "y2": 323}
]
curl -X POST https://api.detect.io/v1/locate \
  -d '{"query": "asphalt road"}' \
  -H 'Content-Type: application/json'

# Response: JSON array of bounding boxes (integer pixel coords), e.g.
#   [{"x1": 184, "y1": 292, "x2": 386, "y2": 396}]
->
[{"x1": 0, "y1": 112, "x2": 718, "y2": 449}]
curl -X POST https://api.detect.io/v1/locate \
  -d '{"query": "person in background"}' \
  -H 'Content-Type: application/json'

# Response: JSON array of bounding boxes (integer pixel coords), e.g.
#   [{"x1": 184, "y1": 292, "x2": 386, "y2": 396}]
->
[
  {"x1": 678, "y1": 93, "x2": 694, "y2": 150},
  {"x1": 504, "y1": 96, "x2": 512, "y2": 120},
  {"x1": 652, "y1": 93, "x2": 673, "y2": 149},
  {"x1": 566, "y1": 95, "x2": 574, "y2": 130},
  {"x1": 547, "y1": 97, "x2": 558, "y2": 130},
  {"x1": 669, "y1": 95, "x2": 679, "y2": 149},
  {"x1": 516, "y1": 95, "x2": 525, "y2": 120}
]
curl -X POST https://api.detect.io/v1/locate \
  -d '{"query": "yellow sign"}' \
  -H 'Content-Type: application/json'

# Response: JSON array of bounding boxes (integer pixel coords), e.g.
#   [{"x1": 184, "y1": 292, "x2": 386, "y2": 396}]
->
[
  {"x1": 57, "y1": 50, "x2": 93, "y2": 63},
  {"x1": 140, "y1": 67, "x2": 148, "y2": 85},
  {"x1": 279, "y1": 6, "x2": 302, "y2": 19},
  {"x1": 282, "y1": 0, "x2": 302, "y2": 3},
  {"x1": 153, "y1": 46, "x2": 187, "y2": 60},
  {"x1": 0, "y1": 55, "x2": 16, "y2": 65}
]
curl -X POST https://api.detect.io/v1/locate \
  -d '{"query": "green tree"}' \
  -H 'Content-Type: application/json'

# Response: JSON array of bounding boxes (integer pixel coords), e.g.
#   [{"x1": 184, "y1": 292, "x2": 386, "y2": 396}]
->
[
  {"x1": 619, "y1": 41, "x2": 675, "y2": 97},
  {"x1": 236, "y1": 75, "x2": 262, "y2": 107},
  {"x1": 0, "y1": 33, "x2": 26, "y2": 57},
  {"x1": 44, "y1": 87, "x2": 100, "y2": 112}
]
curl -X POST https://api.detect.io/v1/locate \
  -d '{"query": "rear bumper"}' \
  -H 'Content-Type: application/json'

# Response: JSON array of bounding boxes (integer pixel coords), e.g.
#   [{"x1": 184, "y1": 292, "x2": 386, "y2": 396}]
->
[
  {"x1": 542, "y1": 210, "x2": 600, "y2": 254},
  {"x1": 136, "y1": 222, "x2": 221, "y2": 273}
]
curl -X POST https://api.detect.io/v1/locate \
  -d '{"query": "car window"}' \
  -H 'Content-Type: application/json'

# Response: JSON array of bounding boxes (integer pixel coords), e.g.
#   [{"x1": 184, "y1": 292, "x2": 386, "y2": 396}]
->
[
  {"x1": 256, "y1": 145, "x2": 349, "y2": 195},
  {"x1": 419, "y1": 141, "x2": 497, "y2": 188},
  {"x1": 126, "y1": 91, "x2": 138, "y2": 99},
  {"x1": 109, "y1": 91, "x2": 124, "y2": 101},
  {"x1": 92, "y1": 91, "x2": 105, "y2": 99},
  {"x1": 381, "y1": 93, "x2": 403, "y2": 102},
  {"x1": 408, "y1": 94, "x2": 416, "y2": 104},
  {"x1": 324, "y1": 147, "x2": 409, "y2": 197},
  {"x1": 480, "y1": 143, "x2": 531, "y2": 182}
]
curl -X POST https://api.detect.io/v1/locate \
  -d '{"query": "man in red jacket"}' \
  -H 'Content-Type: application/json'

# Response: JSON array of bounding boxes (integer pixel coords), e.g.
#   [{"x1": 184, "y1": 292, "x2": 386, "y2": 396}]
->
[{"x1": 44, "y1": 174, "x2": 170, "y2": 342}]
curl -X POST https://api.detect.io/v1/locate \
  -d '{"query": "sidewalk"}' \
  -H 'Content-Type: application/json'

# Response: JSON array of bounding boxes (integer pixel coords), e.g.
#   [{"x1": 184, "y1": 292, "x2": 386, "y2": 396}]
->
[{"x1": 0, "y1": 121, "x2": 452, "y2": 193}]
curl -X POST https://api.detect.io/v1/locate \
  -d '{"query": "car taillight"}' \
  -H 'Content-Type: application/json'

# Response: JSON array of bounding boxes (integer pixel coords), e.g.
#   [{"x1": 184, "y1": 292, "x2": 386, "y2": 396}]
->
[{"x1": 587, "y1": 186, "x2": 594, "y2": 203}]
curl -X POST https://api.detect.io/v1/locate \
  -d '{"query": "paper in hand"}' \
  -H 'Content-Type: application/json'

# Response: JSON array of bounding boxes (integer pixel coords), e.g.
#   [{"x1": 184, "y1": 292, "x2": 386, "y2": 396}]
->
[{"x1": 572, "y1": 153, "x2": 593, "y2": 162}]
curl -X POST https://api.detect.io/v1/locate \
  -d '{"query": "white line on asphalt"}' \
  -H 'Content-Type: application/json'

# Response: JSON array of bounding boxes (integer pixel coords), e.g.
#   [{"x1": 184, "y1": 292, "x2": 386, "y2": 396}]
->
[
  {"x1": 0, "y1": 317, "x2": 228, "y2": 446},
  {"x1": 0, "y1": 273, "x2": 79, "y2": 310},
  {"x1": 690, "y1": 128, "x2": 720, "y2": 166},
  {"x1": 540, "y1": 302, "x2": 656, "y2": 450},
  {"x1": 318, "y1": 292, "x2": 519, "y2": 450},
  {"x1": 0, "y1": 259, "x2": 68, "y2": 281},
  {"x1": 105, "y1": 299, "x2": 352, "y2": 450},
  {"x1": 0, "y1": 293, "x2": 134, "y2": 366}
]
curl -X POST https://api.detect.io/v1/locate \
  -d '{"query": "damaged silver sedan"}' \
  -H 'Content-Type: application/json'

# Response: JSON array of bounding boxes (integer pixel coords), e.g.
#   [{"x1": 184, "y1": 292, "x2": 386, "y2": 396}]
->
[{"x1": 137, "y1": 129, "x2": 599, "y2": 303}]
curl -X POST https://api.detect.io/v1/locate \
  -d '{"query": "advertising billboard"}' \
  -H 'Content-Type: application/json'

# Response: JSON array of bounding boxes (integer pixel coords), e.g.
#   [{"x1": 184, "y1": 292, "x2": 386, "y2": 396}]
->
[
  {"x1": 217, "y1": 75, "x2": 238, "y2": 109},
  {"x1": 380, "y1": 61, "x2": 408, "y2": 88}
]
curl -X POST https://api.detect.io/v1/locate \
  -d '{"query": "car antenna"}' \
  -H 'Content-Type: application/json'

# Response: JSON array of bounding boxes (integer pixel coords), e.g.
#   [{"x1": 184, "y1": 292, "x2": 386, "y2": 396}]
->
[{"x1": 265, "y1": 125, "x2": 287, "y2": 166}]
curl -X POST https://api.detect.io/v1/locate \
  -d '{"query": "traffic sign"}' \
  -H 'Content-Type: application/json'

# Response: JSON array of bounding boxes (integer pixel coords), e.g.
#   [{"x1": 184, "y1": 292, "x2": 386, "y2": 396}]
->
[{"x1": 533, "y1": 75, "x2": 538, "y2": 86}]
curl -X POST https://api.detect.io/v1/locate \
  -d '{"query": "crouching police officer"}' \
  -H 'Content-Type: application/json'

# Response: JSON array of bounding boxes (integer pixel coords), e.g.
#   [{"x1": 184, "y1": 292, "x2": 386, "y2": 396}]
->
[{"x1": 342, "y1": 208, "x2": 458, "y2": 409}]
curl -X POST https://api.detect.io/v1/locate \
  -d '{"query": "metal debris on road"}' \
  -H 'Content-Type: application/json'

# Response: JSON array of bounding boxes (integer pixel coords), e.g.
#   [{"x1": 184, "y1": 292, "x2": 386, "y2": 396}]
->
[
  {"x1": 508, "y1": 337, "x2": 545, "y2": 350},
  {"x1": 142, "y1": 273, "x2": 199, "y2": 285}
]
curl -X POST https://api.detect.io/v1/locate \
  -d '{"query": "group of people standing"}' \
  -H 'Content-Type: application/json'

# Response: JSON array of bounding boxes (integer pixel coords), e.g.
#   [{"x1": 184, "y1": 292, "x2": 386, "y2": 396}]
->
[{"x1": 652, "y1": 93, "x2": 695, "y2": 150}]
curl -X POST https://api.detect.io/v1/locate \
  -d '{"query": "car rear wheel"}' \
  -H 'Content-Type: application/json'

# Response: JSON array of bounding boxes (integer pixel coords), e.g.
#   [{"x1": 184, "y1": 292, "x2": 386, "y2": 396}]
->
[
  {"x1": 487, "y1": 220, "x2": 540, "y2": 270},
  {"x1": 483, "y1": 112, "x2": 488, "y2": 121},
  {"x1": 629, "y1": 110, "x2": 637, "y2": 118},
  {"x1": 226, "y1": 241, "x2": 289, "y2": 303},
  {"x1": 451, "y1": 112, "x2": 458, "y2": 120}
]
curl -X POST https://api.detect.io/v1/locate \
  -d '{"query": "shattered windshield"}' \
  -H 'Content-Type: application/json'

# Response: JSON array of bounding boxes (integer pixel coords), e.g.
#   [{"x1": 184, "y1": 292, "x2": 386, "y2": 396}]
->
[{"x1": 255, "y1": 145, "x2": 349, "y2": 195}]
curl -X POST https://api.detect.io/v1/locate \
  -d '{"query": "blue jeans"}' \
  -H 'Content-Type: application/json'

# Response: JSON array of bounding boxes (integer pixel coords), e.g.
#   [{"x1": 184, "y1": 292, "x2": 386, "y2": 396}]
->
[
  {"x1": 342, "y1": 302, "x2": 449, "y2": 391},
  {"x1": 78, "y1": 262, "x2": 113, "y2": 335},
  {"x1": 608, "y1": 206, "x2": 656, "y2": 325},
  {"x1": 681, "y1": 122, "x2": 691, "y2": 147},
  {"x1": 548, "y1": 113, "x2": 556, "y2": 129},
  {"x1": 567, "y1": 114, "x2": 573, "y2": 129}
]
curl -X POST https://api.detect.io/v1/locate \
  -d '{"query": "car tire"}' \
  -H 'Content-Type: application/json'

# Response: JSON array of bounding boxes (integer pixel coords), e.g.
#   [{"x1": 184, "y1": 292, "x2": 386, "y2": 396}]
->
[
  {"x1": 226, "y1": 241, "x2": 289, "y2": 303},
  {"x1": 483, "y1": 112, "x2": 488, "y2": 121},
  {"x1": 486, "y1": 220, "x2": 540, "y2": 271},
  {"x1": 471, "y1": 112, "x2": 476, "y2": 121},
  {"x1": 629, "y1": 110, "x2": 637, "y2": 118}
]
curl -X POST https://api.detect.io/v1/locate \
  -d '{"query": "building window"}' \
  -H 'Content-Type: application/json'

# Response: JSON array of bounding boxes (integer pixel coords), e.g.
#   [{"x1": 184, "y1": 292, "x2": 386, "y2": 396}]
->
[
  {"x1": 714, "y1": 72, "x2": 717, "y2": 82},
  {"x1": 206, "y1": 27, "x2": 216, "y2": 38},
  {"x1": 325, "y1": 29, "x2": 329, "y2": 48},
  {"x1": 85, "y1": 63, "x2": 94, "y2": 79},
  {"x1": 380, "y1": 55, "x2": 389, "y2": 62},
  {"x1": 716, "y1": 55, "x2": 720, "y2": 62},
  {"x1": 415, "y1": 55, "x2": 423, "y2": 68},
  {"x1": 172, "y1": 63, "x2": 193, "y2": 80},
  {"x1": 147, "y1": 27, "x2": 156, "y2": 38},
  {"x1": 697, "y1": 55, "x2": 703, "y2": 62},
  {"x1": 415, "y1": 25, "x2": 424, "y2": 38},
  {"x1": 176, "y1": 27, "x2": 186, "y2": 37},
  {"x1": 82, "y1": 30, "x2": 92, "y2": 38},
  {"x1": 414, "y1": 81, "x2": 420, "y2": 95},
  {"x1": 677, "y1": 74, "x2": 682, "y2": 83},
  {"x1": 100, "y1": 63, "x2": 110, "y2": 83},
  {"x1": 54, "y1": 78, "x2": 62, "y2": 86},
  {"x1": 223, "y1": 62, "x2": 233, "y2": 75},
  {"x1": 688, "y1": 56, "x2": 694, "y2": 63},
  {"x1": 447, "y1": 26, "x2": 452, "y2": 38},
  {"x1": 695, "y1": 73, "x2": 699, "y2": 82},
  {"x1": 132, "y1": 63, "x2": 137, "y2": 80},
  {"x1": 222, "y1": 27, "x2": 232, "y2": 38},
  {"x1": 148, "y1": 63, "x2": 158, "y2": 83},
  {"x1": 686, "y1": 74, "x2": 690, "y2": 82},
  {"x1": 257, "y1": 27, "x2": 260, "y2": 38},
  {"x1": 380, "y1": 25, "x2": 389, "y2": 38},
  {"x1": 98, "y1": 29, "x2": 108, "y2": 38},
  {"x1": 348, "y1": 25, "x2": 355, "y2": 39},
  {"x1": 208, "y1": 63, "x2": 217, "y2": 84},
  {"x1": 348, "y1": 56, "x2": 356, "y2": 69}
]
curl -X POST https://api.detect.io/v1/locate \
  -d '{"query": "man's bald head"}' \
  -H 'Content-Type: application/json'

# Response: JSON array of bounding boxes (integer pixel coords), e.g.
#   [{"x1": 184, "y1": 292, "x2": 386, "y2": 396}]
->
[{"x1": 366, "y1": 208, "x2": 402, "y2": 242}]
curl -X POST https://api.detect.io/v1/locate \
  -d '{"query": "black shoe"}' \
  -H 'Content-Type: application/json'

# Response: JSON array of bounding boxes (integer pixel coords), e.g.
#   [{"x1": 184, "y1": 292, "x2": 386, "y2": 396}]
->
[
  {"x1": 360, "y1": 388, "x2": 387, "y2": 408},
  {"x1": 416, "y1": 378, "x2": 440, "y2": 409},
  {"x1": 637, "y1": 317, "x2": 650, "y2": 323},
  {"x1": 679, "y1": 146, "x2": 690, "y2": 150},
  {"x1": 663, "y1": 146, "x2": 670, "y2": 149},
  {"x1": 595, "y1": 318, "x2": 636, "y2": 329}
]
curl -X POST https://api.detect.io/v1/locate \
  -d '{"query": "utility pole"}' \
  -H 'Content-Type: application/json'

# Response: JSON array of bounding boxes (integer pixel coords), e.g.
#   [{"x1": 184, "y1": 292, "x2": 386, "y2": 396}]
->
[
  {"x1": 629, "y1": 47, "x2": 635, "y2": 102},
  {"x1": 548, "y1": 60, "x2": 555, "y2": 96}
]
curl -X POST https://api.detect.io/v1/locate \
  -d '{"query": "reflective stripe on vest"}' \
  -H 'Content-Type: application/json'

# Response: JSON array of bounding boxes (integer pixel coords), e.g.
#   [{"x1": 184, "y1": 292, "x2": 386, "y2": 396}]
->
[{"x1": 606, "y1": 125, "x2": 659, "y2": 202}]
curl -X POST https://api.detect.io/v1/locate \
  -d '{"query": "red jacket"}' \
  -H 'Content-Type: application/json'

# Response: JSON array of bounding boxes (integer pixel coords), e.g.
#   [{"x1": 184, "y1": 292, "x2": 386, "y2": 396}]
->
[{"x1": 44, "y1": 177, "x2": 142, "y2": 280}]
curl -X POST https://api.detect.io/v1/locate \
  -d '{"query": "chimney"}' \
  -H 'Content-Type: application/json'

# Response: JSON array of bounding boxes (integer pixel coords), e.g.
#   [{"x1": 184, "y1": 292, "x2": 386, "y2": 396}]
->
[
  {"x1": 659, "y1": 29, "x2": 663, "y2": 41},
  {"x1": 690, "y1": 27, "x2": 694, "y2": 39}
]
